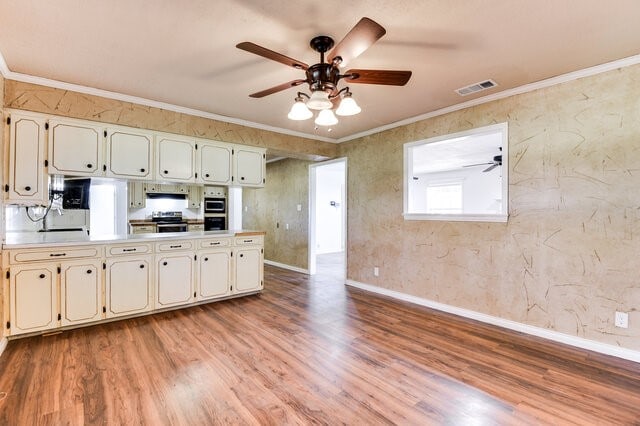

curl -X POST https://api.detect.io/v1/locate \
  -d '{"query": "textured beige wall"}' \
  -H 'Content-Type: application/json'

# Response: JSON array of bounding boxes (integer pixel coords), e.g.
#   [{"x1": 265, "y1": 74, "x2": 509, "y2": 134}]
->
[
  {"x1": 243, "y1": 159, "x2": 311, "y2": 270},
  {"x1": 4, "y1": 80, "x2": 337, "y2": 160},
  {"x1": 340, "y1": 64, "x2": 640, "y2": 351}
]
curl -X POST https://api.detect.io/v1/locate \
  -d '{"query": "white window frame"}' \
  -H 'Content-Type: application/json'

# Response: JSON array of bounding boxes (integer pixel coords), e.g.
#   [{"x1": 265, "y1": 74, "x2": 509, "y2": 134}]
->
[{"x1": 403, "y1": 122, "x2": 508, "y2": 223}]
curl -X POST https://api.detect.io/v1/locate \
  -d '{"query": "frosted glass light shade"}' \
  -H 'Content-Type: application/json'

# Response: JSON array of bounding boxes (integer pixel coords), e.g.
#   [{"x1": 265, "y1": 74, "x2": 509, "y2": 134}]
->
[
  {"x1": 335, "y1": 95, "x2": 361, "y2": 116},
  {"x1": 306, "y1": 90, "x2": 332, "y2": 110},
  {"x1": 315, "y1": 109, "x2": 338, "y2": 126},
  {"x1": 287, "y1": 100, "x2": 312, "y2": 120}
]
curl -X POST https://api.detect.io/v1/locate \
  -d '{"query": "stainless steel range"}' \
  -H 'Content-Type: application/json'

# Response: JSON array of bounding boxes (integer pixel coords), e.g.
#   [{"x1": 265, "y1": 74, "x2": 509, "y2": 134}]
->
[{"x1": 151, "y1": 211, "x2": 188, "y2": 233}]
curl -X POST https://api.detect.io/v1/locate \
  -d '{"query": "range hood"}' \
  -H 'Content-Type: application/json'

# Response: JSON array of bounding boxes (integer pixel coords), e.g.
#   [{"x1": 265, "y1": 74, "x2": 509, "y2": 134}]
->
[{"x1": 146, "y1": 193, "x2": 187, "y2": 200}]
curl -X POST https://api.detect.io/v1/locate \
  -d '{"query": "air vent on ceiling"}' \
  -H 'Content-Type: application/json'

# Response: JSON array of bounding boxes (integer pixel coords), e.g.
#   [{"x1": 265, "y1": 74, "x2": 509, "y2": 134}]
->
[{"x1": 455, "y1": 79, "x2": 498, "y2": 96}]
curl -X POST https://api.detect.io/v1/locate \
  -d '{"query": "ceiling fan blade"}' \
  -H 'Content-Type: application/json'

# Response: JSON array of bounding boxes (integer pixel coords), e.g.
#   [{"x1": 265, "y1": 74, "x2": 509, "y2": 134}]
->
[
  {"x1": 236, "y1": 42, "x2": 309, "y2": 70},
  {"x1": 483, "y1": 164, "x2": 499, "y2": 173},
  {"x1": 328, "y1": 17, "x2": 386, "y2": 67},
  {"x1": 249, "y1": 79, "x2": 307, "y2": 98},
  {"x1": 344, "y1": 69, "x2": 412, "y2": 86},
  {"x1": 463, "y1": 162, "x2": 492, "y2": 168}
]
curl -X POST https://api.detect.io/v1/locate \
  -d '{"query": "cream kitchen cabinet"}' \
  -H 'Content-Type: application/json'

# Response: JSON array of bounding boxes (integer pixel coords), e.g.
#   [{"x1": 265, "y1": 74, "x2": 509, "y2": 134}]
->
[
  {"x1": 197, "y1": 247, "x2": 232, "y2": 300},
  {"x1": 105, "y1": 252, "x2": 153, "y2": 318},
  {"x1": 48, "y1": 118, "x2": 105, "y2": 177},
  {"x1": 60, "y1": 259, "x2": 103, "y2": 326},
  {"x1": 8, "y1": 263, "x2": 58, "y2": 335},
  {"x1": 106, "y1": 127, "x2": 153, "y2": 180},
  {"x1": 155, "y1": 241, "x2": 194, "y2": 308},
  {"x1": 233, "y1": 145, "x2": 266, "y2": 187},
  {"x1": 5, "y1": 111, "x2": 48, "y2": 206},
  {"x1": 155, "y1": 134, "x2": 196, "y2": 182},
  {"x1": 198, "y1": 140, "x2": 233, "y2": 185},
  {"x1": 188, "y1": 223, "x2": 204, "y2": 232},
  {"x1": 187, "y1": 185, "x2": 202, "y2": 209},
  {"x1": 234, "y1": 236, "x2": 264, "y2": 293},
  {"x1": 128, "y1": 181, "x2": 146, "y2": 208}
]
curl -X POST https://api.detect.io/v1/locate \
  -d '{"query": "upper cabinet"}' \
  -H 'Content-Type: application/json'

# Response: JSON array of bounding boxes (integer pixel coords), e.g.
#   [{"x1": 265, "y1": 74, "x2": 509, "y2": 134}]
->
[
  {"x1": 234, "y1": 145, "x2": 266, "y2": 187},
  {"x1": 155, "y1": 134, "x2": 196, "y2": 183},
  {"x1": 5, "y1": 111, "x2": 48, "y2": 205},
  {"x1": 106, "y1": 128, "x2": 153, "y2": 180},
  {"x1": 48, "y1": 118, "x2": 104, "y2": 176},
  {"x1": 198, "y1": 140, "x2": 232, "y2": 185}
]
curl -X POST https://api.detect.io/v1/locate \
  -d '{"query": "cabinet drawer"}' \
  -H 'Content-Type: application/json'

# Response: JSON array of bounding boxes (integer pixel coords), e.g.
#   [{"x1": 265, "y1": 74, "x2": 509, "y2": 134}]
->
[
  {"x1": 198, "y1": 238, "x2": 230, "y2": 249},
  {"x1": 234, "y1": 236, "x2": 264, "y2": 246},
  {"x1": 188, "y1": 224, "x2": 205, "y2": 231},
  {"x1": 10, "y1": 247, "x2": 101, "y2": 264},
  {"x1": 156, "y1": 241, "x2": 194, "y2": 252},
  {"x1": 107, "y1": 244, "x2": 153, "y2": 256},
  {"x1": 130, "y1": 225, "x2": 156, "y2": 234}
]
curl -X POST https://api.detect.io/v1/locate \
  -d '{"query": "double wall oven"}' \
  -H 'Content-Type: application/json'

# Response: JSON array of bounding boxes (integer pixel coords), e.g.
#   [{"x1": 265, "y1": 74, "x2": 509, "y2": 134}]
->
[{"x1": 204, "y1": 197, "x2": 226, "y2": 231}]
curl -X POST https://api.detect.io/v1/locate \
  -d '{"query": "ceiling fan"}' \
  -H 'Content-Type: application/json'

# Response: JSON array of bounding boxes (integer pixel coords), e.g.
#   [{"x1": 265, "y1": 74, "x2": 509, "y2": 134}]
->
[
  {"x1": 236, "y1": 17, "x2": 412, "y2": 125},
  {"x1": 464, "y1": 148, "x2": 503, "y2": 172}
]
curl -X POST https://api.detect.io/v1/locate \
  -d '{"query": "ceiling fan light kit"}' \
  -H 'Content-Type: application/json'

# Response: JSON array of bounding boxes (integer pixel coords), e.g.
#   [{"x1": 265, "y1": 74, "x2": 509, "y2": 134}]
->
[{"x1": 236, "y1": 17, "x2": 412, "y2": 128}]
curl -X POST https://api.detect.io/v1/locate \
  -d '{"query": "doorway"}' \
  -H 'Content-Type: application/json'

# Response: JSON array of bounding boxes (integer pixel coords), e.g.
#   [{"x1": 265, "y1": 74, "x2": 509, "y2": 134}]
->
[{"x1": 309, "y1": 158, "x2": 347, "y2": 280}]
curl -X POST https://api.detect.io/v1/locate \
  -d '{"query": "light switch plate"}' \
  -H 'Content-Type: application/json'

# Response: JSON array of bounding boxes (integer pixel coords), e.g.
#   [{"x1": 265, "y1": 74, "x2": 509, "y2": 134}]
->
[{"x1": 615, "y1": 311, "x2": 629, "y2": 328}]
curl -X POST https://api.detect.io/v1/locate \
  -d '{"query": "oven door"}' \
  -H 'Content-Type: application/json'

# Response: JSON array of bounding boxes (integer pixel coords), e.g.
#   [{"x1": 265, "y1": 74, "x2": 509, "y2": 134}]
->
[
  {"x1": 204, "y1": 199, "x2": 226, "y2": 213},
  {"x1": 156, "y1": 222, "x2": 188, "y2": 233},
  {"x1": 204, "y1": 216, "x2": 226, "y2": 231}
]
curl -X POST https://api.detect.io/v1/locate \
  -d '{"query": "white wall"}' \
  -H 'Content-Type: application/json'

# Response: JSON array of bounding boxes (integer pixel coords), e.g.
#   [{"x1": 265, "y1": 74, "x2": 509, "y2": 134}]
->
[
  {"x1": 128, "y1": 197, "x2": 201, "y2": 220},
  {"x1": 315, "y1": 162, "x2": 345, "y2": 254}
]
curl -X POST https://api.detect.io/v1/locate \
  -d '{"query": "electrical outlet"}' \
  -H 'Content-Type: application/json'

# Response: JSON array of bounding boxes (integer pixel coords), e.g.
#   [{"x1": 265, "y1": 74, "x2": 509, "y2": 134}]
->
[
  {"x1": 285, "y1": 223, "x2": 289, "y2": 230},
  {"x1": 374, "y1": 267, "x2": 379, "y2": 277},
  {"x1": 615, "y1": 311, "x2": 629, "y2": 328},
  {"x1": 297, "y1": 204, "x2": 302, "y2": 211}
]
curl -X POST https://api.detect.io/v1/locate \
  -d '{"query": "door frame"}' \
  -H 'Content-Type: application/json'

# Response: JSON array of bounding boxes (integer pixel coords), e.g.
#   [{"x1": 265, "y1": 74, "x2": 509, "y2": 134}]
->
[{"x1": 308, "y1": 157, "x2": 347, "y2": 277}]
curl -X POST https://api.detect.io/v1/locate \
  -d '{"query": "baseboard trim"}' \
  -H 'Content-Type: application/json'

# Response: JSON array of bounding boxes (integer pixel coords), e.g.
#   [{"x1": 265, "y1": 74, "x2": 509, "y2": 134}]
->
[
  {"x1": 346, "y1": 279, "x2": 640, "y2": 363},
  {"x1": 265, "y1": 260, "x2": 309, "y2": 275},
  {"x1": 0, "y1": 337, "x2": 8, "y2": 358}
]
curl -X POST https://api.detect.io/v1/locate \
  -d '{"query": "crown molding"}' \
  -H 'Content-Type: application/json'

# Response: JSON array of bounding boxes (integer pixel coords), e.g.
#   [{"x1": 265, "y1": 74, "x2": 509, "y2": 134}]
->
[
  {"x1": 3, "y1": 48, "x2": 640, "y2": 145},
  {"x1": 0, "y1": 50, "x2": 337, "y2": 144},
  {"x1": 337, "y1": 54, "x2": 640, "y2": 143}
]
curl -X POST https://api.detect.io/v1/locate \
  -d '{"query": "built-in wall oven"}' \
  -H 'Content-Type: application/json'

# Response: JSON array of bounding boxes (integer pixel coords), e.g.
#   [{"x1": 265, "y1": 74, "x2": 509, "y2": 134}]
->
[
  {"x1": 204, "y1": 197, "x2": 227, "y2": 231},
  {"x1": 152, "y1": 211, "x2": 188, "y2": 233},
  {"x1": 204, "y1": 198, "x2": 226, "y2": 214}
]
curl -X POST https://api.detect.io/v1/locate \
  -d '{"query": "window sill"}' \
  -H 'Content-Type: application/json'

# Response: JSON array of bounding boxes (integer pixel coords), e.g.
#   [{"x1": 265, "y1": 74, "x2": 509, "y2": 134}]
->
[{"x1": 403, "y1": 213, "x2": 508, "y2": 223}]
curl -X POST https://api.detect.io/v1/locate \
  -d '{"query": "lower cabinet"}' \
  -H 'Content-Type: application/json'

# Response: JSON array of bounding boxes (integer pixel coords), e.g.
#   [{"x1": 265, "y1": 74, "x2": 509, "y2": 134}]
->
[
  {"x1": 197, "y1": 248, "x2": 232, "y2": 300},
  {"x1": 9, "y1": 264, "x2": 58, "y2": 335},
  {"x1": 105, "y1": 255, "x2": 153, "y2": 318},
  {"x1": 235, "y1": 244, "x2": 263, "y2": 293},
  {"x1": 60, "y1": 260, "x2": 102, "y2": 326},
  {"x1": 155, "y1": 253, "x2": 194, "y2": 308}
]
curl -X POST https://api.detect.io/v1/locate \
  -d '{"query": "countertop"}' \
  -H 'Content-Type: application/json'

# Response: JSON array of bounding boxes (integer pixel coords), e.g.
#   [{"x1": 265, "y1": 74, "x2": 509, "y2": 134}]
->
[
  {"x1": 2, "y1": 230, "x2": 265, "y2": 249},
  {"x1": 129, "y1": 219, "x2": 205, "y2": 224}
]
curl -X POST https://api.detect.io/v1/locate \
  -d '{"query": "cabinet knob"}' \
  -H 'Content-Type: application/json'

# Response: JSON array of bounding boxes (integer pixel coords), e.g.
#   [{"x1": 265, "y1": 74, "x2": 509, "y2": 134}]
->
[
  {"x1": 163, "y1": 261, "x2": 168, "y2": 266},
  {"x1": 239, "y1": 254, "x2": 244, "y2": 258},
  {"x1": 140, "y1": 168, "x2": 146, "y2": 173},
  {"x1": 87, "y1": 163, "x2": 93, "y2": 168},
  {"x1": 163, "y1": 170, "x2": 169, "y2": 174},
  {"x1": 25, "y1": 186, "x2": 31, "y2": 191},
  {"x1": 139, "y1": 264, "x2": 145, "y2": 269},
  {"x1": 240, "y1": 176, "x2": 245, "y2": 180},
  {"x1": 204, "y1": 257, "x2": 208, "y2": 261},
  {"x1": 86, "y1": 269, "x2": 92, "y2": 274},
  {"x1": 39, "y1": 273, "x2": 46, "y2": 279},
  {"x1": 205, "y1": 173, "x2": 210, "y2": 178}
]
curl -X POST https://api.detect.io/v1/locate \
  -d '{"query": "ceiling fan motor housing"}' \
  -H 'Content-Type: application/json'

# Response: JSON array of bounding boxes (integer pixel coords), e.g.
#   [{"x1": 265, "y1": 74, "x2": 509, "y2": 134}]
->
[{"x1": 306, "y1": 63, "x2": 340, "y2": 94}]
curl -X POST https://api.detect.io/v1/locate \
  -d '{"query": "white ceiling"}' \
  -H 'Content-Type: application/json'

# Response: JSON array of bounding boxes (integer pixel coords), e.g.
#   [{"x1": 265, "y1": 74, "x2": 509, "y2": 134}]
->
[{"x1": 1, "y1": 1, "x2": 640, "y2": 141}]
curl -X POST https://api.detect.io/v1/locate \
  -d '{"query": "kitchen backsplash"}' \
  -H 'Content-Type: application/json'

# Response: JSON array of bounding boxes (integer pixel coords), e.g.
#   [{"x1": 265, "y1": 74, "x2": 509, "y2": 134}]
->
[{"x1": 128, "y1": 198, "x2": 202, "y2": 220}]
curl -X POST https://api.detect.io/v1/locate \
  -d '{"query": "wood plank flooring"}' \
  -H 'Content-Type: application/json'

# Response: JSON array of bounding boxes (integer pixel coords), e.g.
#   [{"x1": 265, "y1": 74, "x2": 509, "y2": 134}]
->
[{"x1": 0, "y1": 264, "x2": 639, "y2": 425}]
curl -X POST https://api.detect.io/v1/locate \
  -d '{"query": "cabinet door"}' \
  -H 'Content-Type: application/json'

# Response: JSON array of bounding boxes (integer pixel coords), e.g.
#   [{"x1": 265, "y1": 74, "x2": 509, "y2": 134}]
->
[
  {"x1": 199, "y1": 142, "x2": 232, "y2": 185},
  {"x1": 156, "y1": 254, "x2": 193, "y2": 308},
  {"x1": 60, "y1": 260, "x2": 102, "y2": 326},
  {"x1": 9, "y1": 264, "x2": 58, "y2": 335},
  {"x1": 198, "y1": 248, "x2": 231, "y2": 300},
  {"x1": 234, "y1": 146, "x2": 265, "y2": 187},
  {"x1": 105, "y1": 256, "x2": 153, "y2": 318},
  {"x1": 48, "y1": 119, "x2": 104, "y2": 176},
  {"x1": 6, "y1": 111, "x2": 48, "y2": 205},
  {"x1": 155, "y1": 135, "x2": 196, "y2": 182},
  {"x1": 128, "y1": 181, "x2": 146, "y2": 208},
  {"x1": 235, "y1": 246, "x2": 263, "y2": 293},
  {"x1": 187, "y1": 186, "x2": 202, "y2": 209},
  {"x1": 107, "y1": 129, "x2": 152, "y2": 180}
]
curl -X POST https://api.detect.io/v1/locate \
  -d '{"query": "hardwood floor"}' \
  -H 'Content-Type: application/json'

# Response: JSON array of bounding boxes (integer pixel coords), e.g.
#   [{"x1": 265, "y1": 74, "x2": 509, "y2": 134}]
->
[{"x1": 1, "y1": 265, "x2": 639, "y2": 425}]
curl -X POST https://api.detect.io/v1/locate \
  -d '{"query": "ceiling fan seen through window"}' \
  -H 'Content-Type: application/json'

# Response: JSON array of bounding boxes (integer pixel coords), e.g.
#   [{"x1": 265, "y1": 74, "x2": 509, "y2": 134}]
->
[{"x1": 236, "y1": 17, "x2": 412, "y2": 126}]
